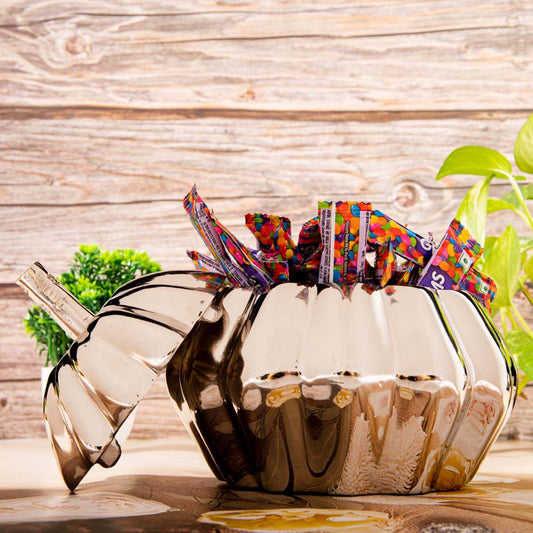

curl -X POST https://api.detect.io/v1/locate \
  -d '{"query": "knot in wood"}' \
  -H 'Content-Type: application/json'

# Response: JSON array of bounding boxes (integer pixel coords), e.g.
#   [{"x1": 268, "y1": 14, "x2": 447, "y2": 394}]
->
[
  {"x1": 65, "y1": 35, "x2": 89, "y2": 56},
  {"x1": 393, "y1": 181, "x2": 422, "y2": 209},
  {"x1": 240, "y1": 88, "x2": 256, "y2": 101}
]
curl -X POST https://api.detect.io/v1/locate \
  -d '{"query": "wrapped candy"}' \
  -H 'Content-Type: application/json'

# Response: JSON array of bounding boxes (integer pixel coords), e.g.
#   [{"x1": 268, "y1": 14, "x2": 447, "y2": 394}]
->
[
  {"x1": 374, "y1": 239, "x2": 396, "y2": 287},
  {"x1": 318, "y1": 201, "x2": 372, "y2": 291},
  {"x1": 368, "y1": 211, "x2": 434, "y2": 266},
  {"x1": 183, "y1": 187, "x2": 495, "y2": 309},
  {"x1": 245, "y1": 213, "x2": 298, "y2": 266},
  {"x1": 417, "y1": 219, "x2": 483, "y2": 291},
  {"x1": 184, "y1": 186, "x2": 272, "y2": 290},
  {"x1": 459, "y1": 268, "x2": 497, "y2": 311},
  {"x1": 187, "y1": 250, "x2": 225, "y2": 274}
]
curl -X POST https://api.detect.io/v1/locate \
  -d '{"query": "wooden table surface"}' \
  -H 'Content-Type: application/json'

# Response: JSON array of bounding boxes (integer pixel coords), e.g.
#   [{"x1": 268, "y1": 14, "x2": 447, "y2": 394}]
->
[{"x1": 1, "y1": 436, "x2": 532, "y2": 532}]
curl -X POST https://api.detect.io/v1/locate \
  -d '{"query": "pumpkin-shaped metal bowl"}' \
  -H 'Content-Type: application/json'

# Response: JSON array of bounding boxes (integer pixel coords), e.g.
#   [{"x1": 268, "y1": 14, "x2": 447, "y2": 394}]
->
[
  {"x1": 18, "y1": 265, "x2": 516, "y2": 495},
  {"x1": 166, "y1": 282, "x2": 516, "y2": 495}
]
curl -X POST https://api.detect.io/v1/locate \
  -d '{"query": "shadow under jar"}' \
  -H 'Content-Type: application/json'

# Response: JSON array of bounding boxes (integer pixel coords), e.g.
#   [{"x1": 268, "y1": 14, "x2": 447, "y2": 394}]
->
[{"x1": 167, "y1": 283, "x2": 516, "y2": 496}]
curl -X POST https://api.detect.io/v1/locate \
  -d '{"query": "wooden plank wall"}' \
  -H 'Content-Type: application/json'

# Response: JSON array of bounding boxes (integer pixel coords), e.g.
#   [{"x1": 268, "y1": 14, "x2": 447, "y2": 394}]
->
[{"x1": 1, "y1": 1, "x2": 532, "y2": 440}]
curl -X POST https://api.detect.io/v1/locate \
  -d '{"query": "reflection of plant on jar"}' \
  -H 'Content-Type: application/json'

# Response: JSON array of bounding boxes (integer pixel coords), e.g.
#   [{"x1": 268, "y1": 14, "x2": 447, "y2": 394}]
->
[
  {"x1": 435, "y1": 114, "x2": 533, "y2": 393},
  {"x1": 198, "y1": 508, "x2": 391, "y2": 532},
  {"x1": 23, "y1": 245, "x2": 161, "y2": 367}
]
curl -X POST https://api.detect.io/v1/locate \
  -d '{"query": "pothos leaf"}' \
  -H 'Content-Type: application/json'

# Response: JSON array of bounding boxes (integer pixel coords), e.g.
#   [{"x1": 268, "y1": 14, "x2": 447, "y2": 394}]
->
[
  {"x1": 436, "y1": 146, "x2": 512, "y2": 181},
  {"x1": 524, "y1": 254, "x2": 533, "y2": 282},
  {"x1": 506, "y1": 329, "x2": 533, "y2": 381},
  {"x1": 515, "y1": 113, "x2": 533, "y2": 174},
  {"x1": 500, "y1": 183, "x2": 533, "y2": 209},
  {"x1": 476, "y1": 235, "x2": 497, "y2": 269},
  {"x1": 455, "y1": 177, "x2": 490, "y2": 245},
  {"x1": 520, "y1": 237, "x2": 533, "y2": 253},
  {"x1": 487, "y1": 198, "x2": 521, "y2": 215},
  {"x1": 480, "y1": 225, "x2": 521, "y2": 311}
]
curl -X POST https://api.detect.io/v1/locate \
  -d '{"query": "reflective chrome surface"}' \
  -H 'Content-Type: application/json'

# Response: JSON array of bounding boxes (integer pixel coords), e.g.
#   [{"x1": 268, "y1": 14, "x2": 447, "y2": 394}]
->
[
  {"x1": 167, "y1": 283, "x2": 516, "y2": 495},
  {"x1": 17, "y1": 264, "x2": 223, "y2": 491},
  {"x1": 18, "y1": 264, "x2": 516, "y2": 495}
]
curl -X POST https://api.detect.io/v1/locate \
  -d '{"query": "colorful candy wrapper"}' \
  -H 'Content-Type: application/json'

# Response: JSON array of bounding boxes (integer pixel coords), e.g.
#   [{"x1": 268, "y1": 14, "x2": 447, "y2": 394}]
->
[
  {"x1": 459, "y1": 268, "x2": 496, "y2": 311},
  {"x1": 374, "y1": 239, "x2": 396, "y2": 286},
  {"x1": 297, "y1": 216, "x2": 322, "y2": 265},
  {"x1": 211, "y1": 217, "x2": 274, "y2": 289},
  {"x1": 187, "y1": 250, "x2": 226, "y2": 275},
  {"x1": 395, "y1": 261, "x2": 420, "y2": 286},
  {"x1": 368, "y1": 211, "x2": 434, "y2": 266},
  {"x1": 245, "y1": 213, "x2": 298, "y2": 265},
  {"x1": 182, "y1": 188, "x2": 492, "y2": 306},
  {"x1": 318, "y1": 200, "x2": 372, "y2": 289},
  {"x1": 417, "y1": 219, "x2": 483, "y2": 291},
  {"x1": 259, "y1": 252, "x2": 290, "y2": 283},
  {"x1": 183, "y1": 187, "x2": 272, "y2": 290}
]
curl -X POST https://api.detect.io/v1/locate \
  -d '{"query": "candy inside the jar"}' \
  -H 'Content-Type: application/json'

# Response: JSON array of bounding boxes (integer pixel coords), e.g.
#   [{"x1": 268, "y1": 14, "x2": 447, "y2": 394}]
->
[
  {"x1": 317, "y1": 200, "x2": 372, "y2": 292},
  {"x1": 368, "y1": 210, "x2": 434, "y2": 266},
  {"x1": 184, "y1": 186, "x2": 272, "y2": 290},
  {"x1": 418, "y1": 219, "x2": 483, "y2": 291},
  {"x1": 183, "y1": 187, "x2": 496, "y2": 309}
]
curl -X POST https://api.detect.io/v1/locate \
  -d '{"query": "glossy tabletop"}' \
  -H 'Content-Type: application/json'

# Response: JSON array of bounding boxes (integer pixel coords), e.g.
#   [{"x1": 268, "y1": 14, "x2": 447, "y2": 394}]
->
[{"x1": 1, "y1": 435, "x2": 532, "y2": 532}]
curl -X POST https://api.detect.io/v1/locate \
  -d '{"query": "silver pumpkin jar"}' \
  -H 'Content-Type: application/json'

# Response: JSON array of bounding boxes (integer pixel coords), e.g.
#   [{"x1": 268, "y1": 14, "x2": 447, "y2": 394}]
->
[
  {"x1": 166, "y1": 282, "x2": 516, "y2": 495},
  {"x1": 19, "y1": 265, "x2": 516, "y2": 495}
]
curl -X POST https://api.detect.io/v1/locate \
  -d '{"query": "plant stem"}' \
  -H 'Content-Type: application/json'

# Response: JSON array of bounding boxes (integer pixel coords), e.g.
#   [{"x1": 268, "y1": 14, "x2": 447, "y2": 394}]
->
[
  {"x1": 519, "y1": 279, "x2": 533, "y2": 306},
  {"x1": 508, "y1": 173, "x2": 533, "y2": 229},
  {"x1": 510, "y1": 301, "x2": 533, "y2": 337},
  {"x1": 513, "y1": 207, "x2": 532, "y2": 227},
  {"x1": 506, "y1": 307, "x2": 519, "y2": 330}
]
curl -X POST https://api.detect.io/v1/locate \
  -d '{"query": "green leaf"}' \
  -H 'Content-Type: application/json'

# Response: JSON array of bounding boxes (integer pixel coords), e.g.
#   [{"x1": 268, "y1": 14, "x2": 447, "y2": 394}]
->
[
  {"x1": 500, "y1": 183, "x2": 533, "y2": 209},
  {"x1": 525, "y1": 254, "x2": 533, "y2": 282},
  {"x1": 476, "y1": 235, "x2": 497, "y2": 269},
  {"x1": 455, "y1": 177, "x2": 490, "y2": 245},
  {"x1": 521, "y1": 238, "x2": 533, "y2": 253},
  {"x1": 436, "y1": 146, "x2": 512, "y2": 181},
  {"x1": 517, "y1": 374, "x2": 531, "y2": 395},
  {"x1": 487, "y1": 198, "x2": 520, "y2": 215},
  {"x1": 506, "y1": 329, "x2": 533, "y2": 381},
  {"x1": 480, "y1": 226, "x2": 521, "y2": 311},
  {"x1": 515, "y1": 113, "x2": 533, "y2": 174}
]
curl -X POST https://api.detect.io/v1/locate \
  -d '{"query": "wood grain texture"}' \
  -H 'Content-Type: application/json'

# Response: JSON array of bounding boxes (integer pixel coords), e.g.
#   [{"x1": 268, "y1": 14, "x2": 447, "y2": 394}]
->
[
  {"x1": 2, "y1": 114, "x2": 533, "y2": 283},
  {"x1": 0, "y1": 369, "x2": 186, "y2": 440},
  {"x1": 2, "y1": 0, "x2": 533, "y2": 440},
  {"x1": 0, "y1": 1, "x2": 532, "y2": 110},
  {"x1": 500, "y1": 390, "x2": 533, "y2": 441}
]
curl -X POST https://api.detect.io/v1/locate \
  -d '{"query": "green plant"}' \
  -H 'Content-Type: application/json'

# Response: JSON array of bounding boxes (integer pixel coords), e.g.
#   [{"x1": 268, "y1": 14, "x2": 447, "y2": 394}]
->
[
  {"x1": 24, "y1": 245, "x2": 161, "y2": 366},
  {"x1": 436, "y1": 114, "x2": 533, "y2": 393}
]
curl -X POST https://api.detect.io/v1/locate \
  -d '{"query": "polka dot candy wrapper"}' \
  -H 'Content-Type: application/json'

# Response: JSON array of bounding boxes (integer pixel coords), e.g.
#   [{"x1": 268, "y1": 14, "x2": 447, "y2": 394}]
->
[
  {"x1": 186, "y1": 250, "x2": 226, "y2": 275},
  {"x1": 295, "y1": 216, "x2": 322, "y2": 276},
  {"x1": 368, "y1": 210, "x2": 434, "y2": 266},
  {"x1": 183, "y1": 186, "x2": 271, "y2": 289},
  {"x1": 374, "y1": 239, "x2": 396, "y2": 287},
  {"x1": 318, "y1": 200, "x2": 372, "y2": 291},
  {"x1": 417, "y1": 219, "x2": 483, "y2": 291},
  {"x1": 245, "y1": 213, "x2": 299, "y2": 266},
  {"x1": 259, "y1": 253, "x2": 290, "y2": 283},
  {"x1": 396, "y1": 261, "x2": 420, "y2": 286},
  {"x1": 182, "y1": 187, "x2": 496, "y2": 309},
  {"x1": 459, "y1": 267, "x2": 497, "y2": 312}
]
